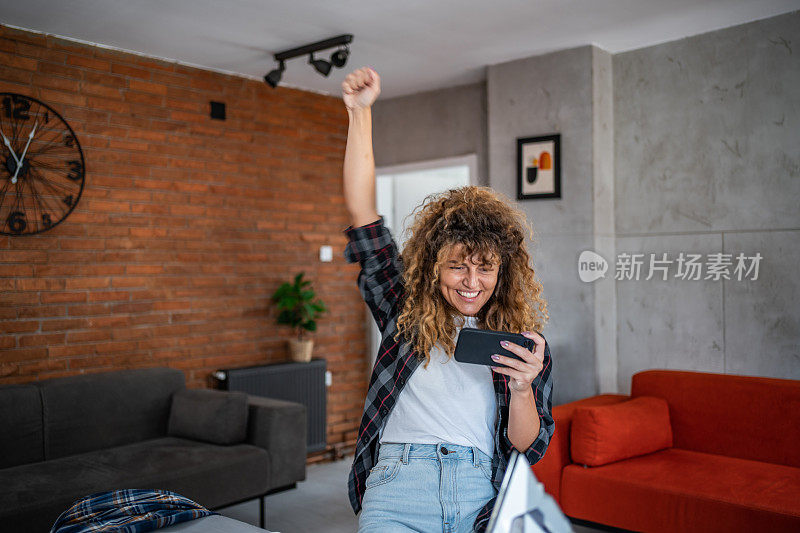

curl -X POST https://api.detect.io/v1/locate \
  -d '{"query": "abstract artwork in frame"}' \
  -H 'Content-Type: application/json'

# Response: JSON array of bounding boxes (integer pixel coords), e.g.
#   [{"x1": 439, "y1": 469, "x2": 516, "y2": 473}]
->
[{"x1": 517, "y1": 134, "x2": 561, "y2": 200}]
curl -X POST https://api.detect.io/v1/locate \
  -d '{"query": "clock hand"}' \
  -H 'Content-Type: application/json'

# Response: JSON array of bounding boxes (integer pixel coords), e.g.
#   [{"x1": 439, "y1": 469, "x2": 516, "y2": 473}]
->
[
  {"x1": 11, "y1": 120, "x2": 38, "y2": 185},
  {"x1": 0, "y1": 125, "x2": 20, "y2": 165}
]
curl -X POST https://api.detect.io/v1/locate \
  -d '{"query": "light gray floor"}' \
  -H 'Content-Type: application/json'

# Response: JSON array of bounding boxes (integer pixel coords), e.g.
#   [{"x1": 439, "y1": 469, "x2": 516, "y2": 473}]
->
[
  {"x1": 218, "y1": 457, "x2": 358, "y2": 533},
  {"x1": 217, "y1": 456, "x2": 605, "y2": 533}
]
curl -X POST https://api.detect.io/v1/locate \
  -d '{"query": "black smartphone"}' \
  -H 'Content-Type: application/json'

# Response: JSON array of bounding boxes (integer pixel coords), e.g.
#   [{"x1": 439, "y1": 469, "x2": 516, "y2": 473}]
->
[{"x1": 453, "y1": 327, "x2": 535, "y2": 367}]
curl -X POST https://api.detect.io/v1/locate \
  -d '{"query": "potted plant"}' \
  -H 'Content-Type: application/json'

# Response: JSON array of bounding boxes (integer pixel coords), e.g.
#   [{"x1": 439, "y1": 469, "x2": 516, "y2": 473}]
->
[{"x1": 271, "y1": 272, "x2": 327, "y2": 362}]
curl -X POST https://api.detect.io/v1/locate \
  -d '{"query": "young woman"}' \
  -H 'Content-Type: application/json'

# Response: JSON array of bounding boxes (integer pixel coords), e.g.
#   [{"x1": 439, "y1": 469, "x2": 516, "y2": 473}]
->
[{"x1": 342, "y1": 67, "x2": 555, "y2": 533}]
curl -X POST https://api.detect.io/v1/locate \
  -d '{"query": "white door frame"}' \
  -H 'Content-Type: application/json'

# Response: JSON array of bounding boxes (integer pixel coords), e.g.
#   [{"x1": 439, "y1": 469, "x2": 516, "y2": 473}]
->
[
  {"x1": 365, "y1": 154, "x2": 479, "y2": 377},
  {"x1": 376, "y1": 154, "x2": 479, "y2": 186}
]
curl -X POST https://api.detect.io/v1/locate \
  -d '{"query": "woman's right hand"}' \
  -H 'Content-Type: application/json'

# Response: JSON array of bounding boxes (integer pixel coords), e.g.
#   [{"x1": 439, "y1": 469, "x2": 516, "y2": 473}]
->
[{"x1": 342, "y1": 67, "x2": 381, "y2": 110}]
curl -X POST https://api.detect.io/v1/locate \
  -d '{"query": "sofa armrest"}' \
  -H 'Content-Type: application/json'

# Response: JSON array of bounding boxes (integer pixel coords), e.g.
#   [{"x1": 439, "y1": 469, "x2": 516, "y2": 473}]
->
[
  {"x1": 532, "y1": 394, "x2": 629, "y2": 503},
  {"x1": 245, "y1": 395, "x2": 307, "y2": 491}
]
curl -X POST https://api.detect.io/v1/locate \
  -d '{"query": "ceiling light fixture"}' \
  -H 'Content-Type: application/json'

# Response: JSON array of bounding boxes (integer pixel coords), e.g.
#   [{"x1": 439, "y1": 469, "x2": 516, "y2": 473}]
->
[
  {"x1": 309, "y1": 52, "x2": 332, "y2": 77},
  {"x1": 263, "y1": 60, "x2": 285, "y2": 88},
  {"x1": 330, "y1": 45, "x2": 349, "y2": 68},
  {"x1": 264, "y1": 34, "x2": 353, "y2": 88}
]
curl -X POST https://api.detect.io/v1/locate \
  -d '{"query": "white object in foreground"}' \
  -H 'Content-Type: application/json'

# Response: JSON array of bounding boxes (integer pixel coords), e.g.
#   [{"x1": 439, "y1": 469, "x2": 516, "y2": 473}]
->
[{"x1": 487, "y1": 450, "x2": 573, "y2": 533}]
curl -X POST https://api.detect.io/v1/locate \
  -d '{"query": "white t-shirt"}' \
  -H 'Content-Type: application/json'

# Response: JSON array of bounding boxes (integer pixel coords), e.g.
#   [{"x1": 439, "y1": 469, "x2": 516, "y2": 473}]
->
[{"x1": 379, "y1": 315, "x2": 497, "y2": 459}]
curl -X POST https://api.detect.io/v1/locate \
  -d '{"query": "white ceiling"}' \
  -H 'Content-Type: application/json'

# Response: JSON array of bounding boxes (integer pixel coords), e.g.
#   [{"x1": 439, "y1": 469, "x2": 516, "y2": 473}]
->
[{"x1": 1, "y1": 0, "x2": 798, "y2": 99}]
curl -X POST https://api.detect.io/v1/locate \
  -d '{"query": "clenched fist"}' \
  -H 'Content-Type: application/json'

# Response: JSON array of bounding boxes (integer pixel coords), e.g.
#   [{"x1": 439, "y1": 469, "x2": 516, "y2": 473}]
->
[{"x1": 342, "y1": 67, "x2": 381, "y2": 110}]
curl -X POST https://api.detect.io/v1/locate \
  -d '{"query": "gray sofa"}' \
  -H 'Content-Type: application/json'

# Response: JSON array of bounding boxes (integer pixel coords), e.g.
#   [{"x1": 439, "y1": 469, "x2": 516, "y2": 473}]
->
[{"x1": 0, "y1": 367, "x2": 307, "y2": 533}]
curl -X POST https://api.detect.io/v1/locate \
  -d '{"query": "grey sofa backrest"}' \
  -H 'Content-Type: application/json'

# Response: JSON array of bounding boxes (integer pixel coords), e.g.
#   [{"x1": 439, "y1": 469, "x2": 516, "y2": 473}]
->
[
  {"x1": 0, "y1": 384, "x2": 44, "y2": 468},
  {"x1": 39, "y1": 368, "x2": 185, "y2": 460}
]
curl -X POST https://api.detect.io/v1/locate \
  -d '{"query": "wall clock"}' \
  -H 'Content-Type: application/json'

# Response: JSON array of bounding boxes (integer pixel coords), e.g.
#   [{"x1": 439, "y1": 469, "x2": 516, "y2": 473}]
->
[{"x1": 0, "y1": 93, "x2": 85, "y2": 236}]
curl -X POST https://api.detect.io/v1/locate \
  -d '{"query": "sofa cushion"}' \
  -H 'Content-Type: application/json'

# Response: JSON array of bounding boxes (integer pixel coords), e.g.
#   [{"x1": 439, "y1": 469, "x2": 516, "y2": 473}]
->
[
  {"x1": 531, "y1": 394, "x2": 629, "y2": 503},
  {"x1": 39, "y1": 368, "x2": 185, "y2": 459},
  {"x1": 0, "y1": 384, "x2": 43, "y2": 468},
  {"x1": 168, "y1": 389, "x2": 248, "y2": 445},
  {"x1": 571, "y1": 396, "x2": 672, "y2": 466},
  {"x1": 0, "y1": 437, "x2": 270, "y2": 533},
  {"x1": 561, "y1": 448, "x2": 800, "y2": 533}
]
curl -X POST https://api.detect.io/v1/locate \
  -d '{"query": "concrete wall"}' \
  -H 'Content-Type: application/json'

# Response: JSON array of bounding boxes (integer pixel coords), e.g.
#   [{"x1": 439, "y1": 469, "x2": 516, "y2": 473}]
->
[
  {"x1": 372, "y1": 82, "x2": 488, "y2": 185},
  {"x1": 613, "y1": 11, "x2": 800, "y2": 392},
  {"x1": 487, "y1": 46, "x2": 602, "y2": 405}
]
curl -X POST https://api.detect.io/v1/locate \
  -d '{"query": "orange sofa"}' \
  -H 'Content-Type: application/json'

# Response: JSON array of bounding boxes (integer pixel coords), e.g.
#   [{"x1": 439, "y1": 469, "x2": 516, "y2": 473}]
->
[{"x1": 531, "y1": 370, "x2": 800, "y2": 532}]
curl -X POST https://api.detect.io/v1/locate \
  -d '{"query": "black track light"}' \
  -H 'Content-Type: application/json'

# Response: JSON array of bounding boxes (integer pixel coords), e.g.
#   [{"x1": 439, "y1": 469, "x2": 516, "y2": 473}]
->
[
  {"x1": 264, "y1": 60, "x2": 285, "y2": 88},
  {"x1": 309, "y1": 53, "x2": 332, "y2": 77},
  {"x1": 330, "y1": 46, "x2": 349, "y2": 68},
  {"x1": 264, "y1": 34, "x2": 353, "y2": 88}
]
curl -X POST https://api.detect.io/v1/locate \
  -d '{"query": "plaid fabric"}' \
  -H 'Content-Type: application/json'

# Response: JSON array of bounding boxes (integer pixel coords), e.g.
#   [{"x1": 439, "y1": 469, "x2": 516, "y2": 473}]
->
[
  {"x1": 50, "y1": 489, "x2": 214, "y2": 533},
  {"x1": 344, "y1": 216, "x2": 555, "y2": 533}
]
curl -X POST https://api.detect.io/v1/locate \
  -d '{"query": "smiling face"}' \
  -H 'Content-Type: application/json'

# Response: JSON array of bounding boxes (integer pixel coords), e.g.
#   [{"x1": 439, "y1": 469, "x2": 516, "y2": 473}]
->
[{"x1": 438, "y1": 243, "x2": 500, "y2": 317}]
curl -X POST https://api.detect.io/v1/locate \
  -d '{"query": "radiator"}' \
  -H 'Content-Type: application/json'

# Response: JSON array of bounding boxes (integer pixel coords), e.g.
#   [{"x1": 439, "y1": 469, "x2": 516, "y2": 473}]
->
[{"x1": 214, "y1": 359, "x2": 327, "y2": 453}]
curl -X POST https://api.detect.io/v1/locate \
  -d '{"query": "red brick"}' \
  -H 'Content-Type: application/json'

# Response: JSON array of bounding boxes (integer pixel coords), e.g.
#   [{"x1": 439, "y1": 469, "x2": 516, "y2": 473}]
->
[
  {"x1": 59, "y1": 239, "x2": 106, "y2": 251},
  {"x1": 16, "y1": 359, "x2": 68, "y2": 375},
  {"x1": 38, "y1": 88, "x2": 86, "y2": 106},
  {"x1": 40, "y1": 292, "x2": 87, "y2": 304},
  {"x1": 88, "y1": 291, "x2": 130, "y2": 302},
  {"x1": 93, "y1": 340, "x2": 138, "y2": 353},
  {"x1": 108, "y1": 139, "x2": 149, "y2": 151},
  {"x1": 47, "y1": 344, "x2": 96, "y2": 358},
  {"x1": 66, "y1": 54, "x2": 110, "y2": 71},
  {"x1": 0, "y1": 292, "x2": 40, "y2": 306},
  {"x1": 111, "y1": 62, "x2": 150, "y2": 79},
  {"x1": 0, "y1": 320, "x2": 39, "y2": 334},
  {"x1": 81, "y1": 81, "x2": 122, "y2": 99},
  {"x1": 128, "y1": 79, "x2": 168, "y2": 95},
  {"x1": 124, "y1": 91, "x2": 163, "y2": 106},
  {"x1": 88, "y1": 316, "x2": 130, "y2": 328},
  {"x1": 1, "y1": 348, "x2": 48, "y2": 363},
  {"x1": 19, "y1": 332, "x2": 66, "y2": 347},
  {"x1": 17, "y1": 306, "x2": 66, "y2": 319},
  {"x1": 0, "y1": 37, "x2": 14, "y2": 53},
  {"x1": 84, "y1": 199, "x2": 132, "y2": 213},
  {"x1": 110, "y1": 302, "x2": 153, "y2": 314},
  {"x1": 15, "y1": 278, "x2": 67, "y2": 291},
  {"x1": 125, "y1": 265, "x2": 164, "y2": 274},
  {"x1": 67, "y1": 329, "x2": 113, "y2": 343},
  {"x1": 1, "y1": 250, "x2": 48, "y2": 263},
  {"x1": 0, "y1": 51, "x2": 37, "y2": 71},
  {"x1": 32, "y1": 74, "x2": 80, "y2": 92},
  {"x1": 86, "y1": 96, "x2": 130, "y2": 113},
  {"x1": 41, "y1": 318, "x2": 89, "y2": 331},
  {"x1": 67, "y1": 303, "x2": 110, "y2": 316}
]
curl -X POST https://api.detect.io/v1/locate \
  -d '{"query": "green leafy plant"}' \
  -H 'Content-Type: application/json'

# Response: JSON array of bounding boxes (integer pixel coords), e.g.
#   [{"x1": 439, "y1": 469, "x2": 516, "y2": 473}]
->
[{"x1": 271, "y1": 272, "x2": 327, "y2": 340}]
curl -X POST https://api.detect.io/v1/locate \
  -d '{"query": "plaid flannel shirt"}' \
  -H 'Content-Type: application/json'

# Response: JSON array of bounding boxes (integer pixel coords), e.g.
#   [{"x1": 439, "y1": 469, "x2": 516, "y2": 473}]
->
[
  {"x1": 50, "y1": 489, "x2": 213, "y2": 533},
  {"x1": 344, "y1": 217, "x2": 555, "y2": 533}
]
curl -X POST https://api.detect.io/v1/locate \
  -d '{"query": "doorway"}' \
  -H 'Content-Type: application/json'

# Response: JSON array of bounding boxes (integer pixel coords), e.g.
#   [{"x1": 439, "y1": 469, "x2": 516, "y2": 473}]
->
[{"x1": 367, "y1": 154, "x2": 478, "y2": 371}]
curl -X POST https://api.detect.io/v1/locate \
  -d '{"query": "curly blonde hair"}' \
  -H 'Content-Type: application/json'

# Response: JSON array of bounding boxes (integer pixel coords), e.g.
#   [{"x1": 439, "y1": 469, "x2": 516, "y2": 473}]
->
[{"x1": 396, "y1": 186, "x2": 549, "y2": 367}]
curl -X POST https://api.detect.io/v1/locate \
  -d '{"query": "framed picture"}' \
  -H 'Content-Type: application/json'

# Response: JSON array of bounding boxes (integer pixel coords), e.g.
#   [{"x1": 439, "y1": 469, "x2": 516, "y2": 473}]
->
[{"x1": 517, "y1": 134, "x2": 561, "y2": 200}]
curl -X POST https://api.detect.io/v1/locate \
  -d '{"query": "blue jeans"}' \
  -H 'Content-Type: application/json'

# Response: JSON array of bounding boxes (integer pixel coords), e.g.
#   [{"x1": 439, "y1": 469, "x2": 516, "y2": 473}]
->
[{"x1": 358, "y1": 442, "x2": 497, "y2": 533}]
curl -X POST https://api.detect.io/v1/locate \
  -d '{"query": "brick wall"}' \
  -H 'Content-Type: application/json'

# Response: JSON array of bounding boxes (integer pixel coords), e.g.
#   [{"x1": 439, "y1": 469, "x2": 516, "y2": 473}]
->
[{"x1": 0, "y1": 25, "x2": 368, "y2": 451}]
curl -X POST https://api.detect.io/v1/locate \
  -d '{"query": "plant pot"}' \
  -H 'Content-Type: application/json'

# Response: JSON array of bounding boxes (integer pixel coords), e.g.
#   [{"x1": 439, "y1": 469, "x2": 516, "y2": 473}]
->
[{"x1": 288, "y1": 339, "x2": 314, "y2": 363}]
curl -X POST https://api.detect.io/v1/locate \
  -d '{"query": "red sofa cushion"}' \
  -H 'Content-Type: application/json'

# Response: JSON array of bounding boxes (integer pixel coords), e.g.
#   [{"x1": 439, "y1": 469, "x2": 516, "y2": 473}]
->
[
  {"x1": 561, "y1": 448, "x2": 800, "y2": 533},
  {"x1": 571, "y1": 396, "x2": 673, "y2": 466},
  {"x1": 531, "y1": 394, "x2": 628, "y2": 503}
]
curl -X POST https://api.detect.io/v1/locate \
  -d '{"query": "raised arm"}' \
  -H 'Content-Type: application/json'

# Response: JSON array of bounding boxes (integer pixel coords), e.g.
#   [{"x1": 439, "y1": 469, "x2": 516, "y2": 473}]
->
[{"x1": 342, "y1": 67, "x2": 381, "y2": 228}]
